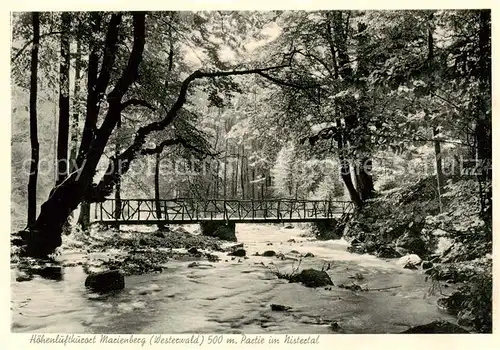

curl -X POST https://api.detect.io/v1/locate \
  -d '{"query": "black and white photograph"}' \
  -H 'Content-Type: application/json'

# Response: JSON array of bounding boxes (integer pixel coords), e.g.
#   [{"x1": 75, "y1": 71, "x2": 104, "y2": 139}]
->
[{"x1": 9, "y1": 5, "x2": 492, "y2": 337}]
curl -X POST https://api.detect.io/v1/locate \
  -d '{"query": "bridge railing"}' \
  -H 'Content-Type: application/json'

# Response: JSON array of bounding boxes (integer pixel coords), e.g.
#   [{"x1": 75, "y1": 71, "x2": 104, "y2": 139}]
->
[{"x1": 91, "y1": 198, "x2": 354, "y2": 223}]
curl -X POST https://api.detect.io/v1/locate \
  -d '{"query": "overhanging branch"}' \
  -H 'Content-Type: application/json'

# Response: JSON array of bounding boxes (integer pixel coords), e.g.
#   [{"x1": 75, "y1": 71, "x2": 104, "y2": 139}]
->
[{"x1": 92, "y1": 59, "x2": 295, "y2": 199}]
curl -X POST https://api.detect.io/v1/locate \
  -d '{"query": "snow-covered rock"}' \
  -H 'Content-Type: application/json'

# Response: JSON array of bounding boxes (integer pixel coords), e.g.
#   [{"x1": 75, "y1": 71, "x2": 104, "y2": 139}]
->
[
  {"x1": 435, "y1": 237, "x2": 453, "y2": 255},
  {"x1": 397, "y1": 254, "x2": 422, "y2": 269}
]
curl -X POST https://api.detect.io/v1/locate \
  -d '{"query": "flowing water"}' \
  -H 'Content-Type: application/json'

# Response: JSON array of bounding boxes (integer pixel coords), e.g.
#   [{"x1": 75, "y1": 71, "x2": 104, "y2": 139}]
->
[{"x1": 11, "y1": 224, "x2": 457, "y2": 333}]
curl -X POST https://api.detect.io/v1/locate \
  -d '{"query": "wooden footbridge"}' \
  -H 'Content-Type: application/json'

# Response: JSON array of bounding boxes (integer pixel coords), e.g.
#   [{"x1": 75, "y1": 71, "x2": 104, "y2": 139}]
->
[{"x1": 90, "y1": 198, "x2": 354, "y2": 225}]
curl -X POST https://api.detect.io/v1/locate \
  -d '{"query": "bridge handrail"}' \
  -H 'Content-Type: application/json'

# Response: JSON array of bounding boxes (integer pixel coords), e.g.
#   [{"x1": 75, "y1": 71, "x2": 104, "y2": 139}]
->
[{"x1": 91, "y1": 198, "x2": 354, "y2": 223}]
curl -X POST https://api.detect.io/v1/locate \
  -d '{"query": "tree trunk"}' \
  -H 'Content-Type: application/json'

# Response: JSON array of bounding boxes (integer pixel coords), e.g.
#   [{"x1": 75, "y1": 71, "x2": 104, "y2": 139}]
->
[
  {"x1": 154, "y1": 152, "x2": 164, "y2": 229},
  {"x1": 70, "y1": 27, "x2": 82, "y2": 164},
  {"x1": 476, "y1": 9, "x2": 491, "y2": 170},
  {"x1": 78, "y1": 201, "x2": 90, "y2": 231},
  {"x1": 325, "y1": 11, "x2": 362, "y2": 208},
  {"x1": 215, "y1": 159, "x2": 220, "y2": 198},
  {"x1": 354, "y1": 157, "x2": 374, "y2": 201},
  {"x1": 261, "y1": 175, "x2": 264, "y2": 200},
  {"x1": 235, "y1": 148, "x2": 240, "y2": 198},
  {"x1": 240, "y1": 146, "x2": 245, "y2": 199},
  {"x1": 476, "y1": 10, "x2": 491, "y2": 216},
  {"x1": 251, "y1": 168, "x2": 255, "y2": 199},
  {"x1": 337, "y1": 121, "x2": 362, "y2": 208},
  {"x1": 427, "y1": 12, "x2": 444, "y2": 212},
  {"x1": 113, "y1": 116, "x2": 122, "y2": 229},
  {"x1": 27, "y1": 12, "x2": 40, "y2": 228},
  {"x1": 433, "y1": 128, "x2": 444, "y2": 212},
  {"x1": 223, "y1": 140, "x2": 228, "y2": 198},
  {"x1": 56, "y1": 12, "x2": 71, "y2": 185}
]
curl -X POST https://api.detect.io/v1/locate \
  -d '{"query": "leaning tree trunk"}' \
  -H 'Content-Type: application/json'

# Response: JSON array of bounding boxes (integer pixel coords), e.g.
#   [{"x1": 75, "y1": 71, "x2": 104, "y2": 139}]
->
[
  {"x1": 325, "y1": 12, "x2": 362, "y2": 208},
  {"x1": 354, "y1": 157, "x2": 374, "y2": 201},
  {"x1": 77, "y1": 15, "x2": 101, "y2": 231},
  {"x1": 23, "y1": 13, "x2": 146, "y2": 257},
  {"x1": 337, "y1": 122, "x2": 362, "y2": 208},
  {"x1": 27, "y1": 12, "x2": 40, "y2": 228}
]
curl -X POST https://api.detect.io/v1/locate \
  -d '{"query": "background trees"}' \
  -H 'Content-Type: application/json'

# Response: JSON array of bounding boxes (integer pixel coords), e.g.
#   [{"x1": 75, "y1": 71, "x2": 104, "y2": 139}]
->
[{"x1": 11, "y1": 10, "x2": 491, "y2": 256}]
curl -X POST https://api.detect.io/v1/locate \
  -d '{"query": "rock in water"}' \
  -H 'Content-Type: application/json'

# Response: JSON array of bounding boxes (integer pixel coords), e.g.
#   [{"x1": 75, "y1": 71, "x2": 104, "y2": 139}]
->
[
  {"x1": 421, "y1": 261, "x2": 433, "y2": 270},
  {"x1": 200, "y1": 222, "x2": 237, "y2": 241},
  {"x1": 395, "y1": 232, "x2": 427, "y2": 256},
  {"x1": 398, "y1": 254, "x2": 422, "y2": 269},
  {"x1": 376, "y1": 245, "x2": 402, "y2": 258},
  {"x1": 261, "y1": 250, "x2": 276, "y2": 257},
  {"x1": 187, "y1": 247, "x2": 200, "y2": 255},
  {"x1": 228, "y1": 249, "x2": 246, "y2": 257},
  {"x1": 85, "y1": 270, "x2": 125, "y2": 293},
  {"x1": 270, "y1": 304, "x2": 292, "y2": 311},
  {"x1": 401, "y1": 321, "x2": 468, "y2": 333},
  {"x1": 437, "y1": 292, "x2": 466, "y2": 315},
  {"x1": 289, "y1": 269, "x2": 334, "y2": 288}
]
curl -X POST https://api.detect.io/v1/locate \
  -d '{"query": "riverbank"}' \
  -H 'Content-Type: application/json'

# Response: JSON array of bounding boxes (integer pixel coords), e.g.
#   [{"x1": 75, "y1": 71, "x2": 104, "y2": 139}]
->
[{"x1": 342, "y1": 177, "x2": 492, "y2": 332}]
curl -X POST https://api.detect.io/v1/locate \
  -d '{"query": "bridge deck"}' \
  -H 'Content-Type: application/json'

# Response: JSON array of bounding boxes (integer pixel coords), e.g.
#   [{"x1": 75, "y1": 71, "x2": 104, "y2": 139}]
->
[{"x1": 91, "y1": 198, "x2": 353, "y2": 225}]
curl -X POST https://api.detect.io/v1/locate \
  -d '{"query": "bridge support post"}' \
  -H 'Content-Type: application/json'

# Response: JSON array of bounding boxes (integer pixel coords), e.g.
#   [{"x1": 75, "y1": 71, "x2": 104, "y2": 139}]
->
[
  {"x1": 310, "y1": 219, "x2": 342, "y2": 240},
  {"x1": 200, "y1": 221, "x2": 237, "y2": 241}
]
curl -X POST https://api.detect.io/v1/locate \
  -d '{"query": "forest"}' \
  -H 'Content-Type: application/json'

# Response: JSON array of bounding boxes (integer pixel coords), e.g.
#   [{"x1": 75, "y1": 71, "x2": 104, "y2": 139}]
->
[{"x1": 11, "y1": 10, "x2": 491, "y2": 334}]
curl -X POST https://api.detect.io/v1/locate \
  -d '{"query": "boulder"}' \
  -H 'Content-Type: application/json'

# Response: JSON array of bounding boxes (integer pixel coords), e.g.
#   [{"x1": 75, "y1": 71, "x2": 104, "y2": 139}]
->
[
  {"x1": 200, "y1": 222, "x2": 236, "y2": 241},
  {"x1": 401, "y1": 321, "x2": 468, "y2": 333},
  {"x1": 206, "y1": 254, "x2": 220, "y2": 262},
  {"x1": 85, "y1": 270, "x2": 125, "y2": 293},
  {"x1": 31, "y1": 265, "x2": 63, "y2": 281},
  {"x1": 311, "y1": 219, "x2": 341, "y2": 240},
  {"x1": 350, "y1": 238, "x2": 361, "y2": 245},
  {"x1": 375, "y1": 245, "x2": 402, "y2": 258},
  {"x1": 395, "y1": 232, "x2": 427, "y2": 256},
  {"x1": 435, "y1": 236, "x2": 453, "y2": 255},
  {"x1": 270, "y1": 304, "x2": 292, "y2": 312},
  {"x1": 421, "y1": 261, "x2": 433, "y2": 270},
  {"x1": 15, "y1": 273, "x2": 33, "y2": 282},
  {"x1": 457, "y1": 309, "x2": 475, "y2": 327},
  {"x1": 187, "y1": 247, "x2": 200, "y2": 255},
  {"x1": 437, "y1": 292, "x2": 466, "y2": 315},
  {"x1": 289, "y1": 269, "x2": 334, "y2": 288},
  {"x1": 397, "y1": 254, "x2": 422, "y2": 269},
  {"x1": 347, "y1": 244, "x2": 365, "y2": 254},
  {"x1": 304, "y1": 252, "x2": 315, "y2": 258},
  {"x1": 228, "y1": 249, "x2": 246, "y2": 257},
  {"x1": 226, "y1": 243, "x2": 244, "y2": 251},
  {"x1": 284, "y1": 225, "x2": 294, "y2": 229},
  {"x1": 261, "y1": 250, "x2": 276, "y2": 257},
  {"x1": 188, "y1": 262, "x2": 214, "y2": 269}
]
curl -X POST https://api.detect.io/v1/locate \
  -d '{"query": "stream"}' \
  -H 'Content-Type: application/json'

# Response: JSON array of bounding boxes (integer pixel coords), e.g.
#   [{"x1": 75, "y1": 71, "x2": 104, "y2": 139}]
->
[{"x1": 11, "y1": 224, "x2": 457, "y2": 334}]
